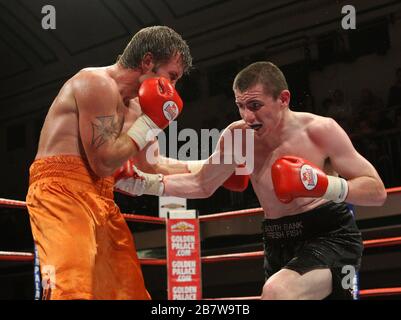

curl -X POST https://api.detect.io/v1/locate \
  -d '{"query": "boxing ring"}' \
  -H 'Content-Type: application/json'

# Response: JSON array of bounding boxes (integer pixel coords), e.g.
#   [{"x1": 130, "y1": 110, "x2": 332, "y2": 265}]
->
[{"x1": 1, "y1": 188, "x2": 401, "y2": 299}]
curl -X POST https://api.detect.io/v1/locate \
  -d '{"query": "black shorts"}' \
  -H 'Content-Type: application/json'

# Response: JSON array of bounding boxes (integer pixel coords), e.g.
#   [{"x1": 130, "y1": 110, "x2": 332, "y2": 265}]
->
[{"x1": 262, "y1": 201, "x2": 363, "y2": 300}]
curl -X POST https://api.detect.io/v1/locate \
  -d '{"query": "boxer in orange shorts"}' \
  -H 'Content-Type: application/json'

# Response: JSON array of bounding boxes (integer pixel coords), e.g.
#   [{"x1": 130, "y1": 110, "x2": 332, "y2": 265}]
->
[
  {"x1": 26, "y1": 26, "x2": 192, "y2": 299},
  {"x1": 27, "y1": 156, "x2": 149, "y2": 299}
]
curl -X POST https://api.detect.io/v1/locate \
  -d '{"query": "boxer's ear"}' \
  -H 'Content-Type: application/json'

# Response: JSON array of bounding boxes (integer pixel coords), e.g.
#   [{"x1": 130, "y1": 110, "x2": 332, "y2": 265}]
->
[
  {"x1": 140, "y1": 53, "x2": 154, "y2": 73},
  {"x1": 279, "y1": 90, "x2": 291, "y2": 107}
]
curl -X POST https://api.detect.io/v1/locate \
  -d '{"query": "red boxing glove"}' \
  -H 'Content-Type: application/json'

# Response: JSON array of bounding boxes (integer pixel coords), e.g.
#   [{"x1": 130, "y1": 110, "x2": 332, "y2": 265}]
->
[
  {"x1": 113, "y1": 159, "x2": 138, "y2": 181},
  {"x1": 139, "y1": 77, "x2": 183, "y2": 128},
  {"x1": 223, "y1": 173, "x2": 249, "y2": 192},
  {"x1": 223, "y1": 164, "x2": 250, "y2": 192},
  {"x1": 127, "y1": 77, "x2": 183, "y2": 150},
  {"x1": 271, "y1": 156, "x2": 348, "y2": 204}
]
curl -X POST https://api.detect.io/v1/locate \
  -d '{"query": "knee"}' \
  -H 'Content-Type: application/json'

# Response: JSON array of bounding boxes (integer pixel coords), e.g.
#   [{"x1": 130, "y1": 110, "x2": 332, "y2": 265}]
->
[{"x1": 261, "y1": 280, "x2": 296, "y2": 300}]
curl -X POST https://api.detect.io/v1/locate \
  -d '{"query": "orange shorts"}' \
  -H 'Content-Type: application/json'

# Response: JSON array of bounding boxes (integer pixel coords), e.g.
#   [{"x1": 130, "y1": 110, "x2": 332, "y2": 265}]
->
[{"x1": 26, "y1": 155, "x2": 150, "y2": 300}]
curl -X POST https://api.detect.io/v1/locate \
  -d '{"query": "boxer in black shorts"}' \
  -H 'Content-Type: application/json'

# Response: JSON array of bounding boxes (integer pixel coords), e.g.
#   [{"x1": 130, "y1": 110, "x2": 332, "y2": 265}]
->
[
  {"x1": 262, "y1": 201, "x2": 363, "y2": 299},
  {"x1": 161, "y1": 61, "x2": 387, "y2": 299}
]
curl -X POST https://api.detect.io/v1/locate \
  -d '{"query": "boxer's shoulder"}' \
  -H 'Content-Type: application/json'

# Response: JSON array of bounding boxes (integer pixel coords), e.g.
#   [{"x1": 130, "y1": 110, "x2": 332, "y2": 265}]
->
[
  {"x1": 227, "y1": 119, "x2": 247, "y2": 131},
  {"x1": 73, "y1": 68, "x2": 115, "y2": 90},
  {"x1": 71, "y1": 68, "x2": 119, "y2": 109},
  {"x1": 304, "y1": 114, "x2": 342, "y2": 147},
  {"x1": 218, "y1": 120, "x2": 247, "y2": 142},
  {"x1": 296, "y1": 113, "x2": 336, "y2": 134}
]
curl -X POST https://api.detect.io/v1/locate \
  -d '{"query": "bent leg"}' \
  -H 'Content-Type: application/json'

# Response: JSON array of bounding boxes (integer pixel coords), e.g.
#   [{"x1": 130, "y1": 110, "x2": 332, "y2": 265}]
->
[{"x1": 261, "y1": 268, "x2": 332, "y2": 300}]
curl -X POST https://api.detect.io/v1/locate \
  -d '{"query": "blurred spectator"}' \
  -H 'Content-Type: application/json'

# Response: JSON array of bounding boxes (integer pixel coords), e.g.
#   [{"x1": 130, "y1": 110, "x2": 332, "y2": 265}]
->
[{"x1": 387, "y1": 67, "x2": 401, "y2": 108}]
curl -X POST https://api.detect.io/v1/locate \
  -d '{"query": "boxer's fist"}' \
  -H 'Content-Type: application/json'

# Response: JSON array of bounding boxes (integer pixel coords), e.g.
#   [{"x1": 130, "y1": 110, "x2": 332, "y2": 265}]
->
[
  {"x1": 223, "y1": 165, "x2": 250, "y2": 192},
  {"x1": 271, "y1": 156, "x2": 348, "y2": 204},
  {"x1": 114, "y1": 159, "x2": 164, "y2": 196},
  {"x1": 113, "y1": 159, "x2": 137, "y2": 181},
  {"x1": 127, "y1": 77, "x2": 183, "y2": 150},
  {"x1": 139, "y1": 77, "x2": 183, "y2": 129},
  {"x1": 223, "y1": 173, "x2": 249, "y2": 192}
]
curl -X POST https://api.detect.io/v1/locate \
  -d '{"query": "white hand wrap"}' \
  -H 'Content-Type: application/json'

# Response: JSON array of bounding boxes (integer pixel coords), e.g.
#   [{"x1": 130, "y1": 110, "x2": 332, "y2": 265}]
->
[
  {"x1": 114, "y1": 166, "x2": 164, "y2": 196},
  {"x1": 126, "y1": 114, "x2": 161, "y2": 150},
  {"x1": 323, "y1": 176, "x2": 349, "y2": 203}
]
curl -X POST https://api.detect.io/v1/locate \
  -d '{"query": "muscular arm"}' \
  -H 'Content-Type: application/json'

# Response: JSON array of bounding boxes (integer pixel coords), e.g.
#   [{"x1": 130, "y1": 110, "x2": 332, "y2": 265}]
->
[
  {"x1": 313, "y1": 118, "x2": 387, "y2": 206},
  {"x1": 140, "y1": 120, "x2": 248, "y2": 176},
  {"x1": 163, "y1": 126, "x2": 237, "y2": 198},
  {"x1": 163, "y1": 160, "x2": 235, "y2": 198},
  {"x1": 74, "y1": 73, "x2": 139, "y2": 177},
  {"x1": 158, "y1": 155, "x2": 196, "y2": 174},
  {"x1": 133, "y1": 139, "x2": 191, "y2": 175}
]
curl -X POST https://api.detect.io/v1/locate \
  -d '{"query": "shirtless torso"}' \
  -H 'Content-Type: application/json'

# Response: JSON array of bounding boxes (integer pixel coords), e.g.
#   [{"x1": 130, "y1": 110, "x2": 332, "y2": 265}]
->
[
  {"x1": 36, "y1": 67, "x2": 138, "y2": 160},
  {"x1": 164, "y1": 83, "x2": 386, "y2": 219},
  {"x1": 249, "y1": 112, "x2": 333, "y2": 218},
  {"x1": 36, "y1": 53, "x2": 185, "y2": 177}
]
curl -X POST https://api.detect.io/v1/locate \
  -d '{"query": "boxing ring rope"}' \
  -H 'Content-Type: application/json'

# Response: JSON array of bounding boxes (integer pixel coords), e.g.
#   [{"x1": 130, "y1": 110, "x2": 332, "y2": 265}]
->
[
  {"x1": 2, "y1": 235, "x2": 401, "y2": 263},
  {"x1": 0, "y1": 198, "x2": 27, "y2": 209},
  {"x1": 1, "y1": 186, "x2": 401, "y2": 298},
  {"x1": 199, "y1": 208, "x2": 263, "y2": 222},
  {"x1": 2, "y1": 183, "x2": 401, "y2": 222}
]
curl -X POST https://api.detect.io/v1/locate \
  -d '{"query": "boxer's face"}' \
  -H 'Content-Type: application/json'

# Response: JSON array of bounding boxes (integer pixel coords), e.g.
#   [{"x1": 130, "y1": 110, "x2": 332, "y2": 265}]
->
[
  {"x1": 235, "y1": 83, "x2": 288, "y2": 136},
  {"x1": 150, "y1": 53, "x2": 184, "y2": 87}
]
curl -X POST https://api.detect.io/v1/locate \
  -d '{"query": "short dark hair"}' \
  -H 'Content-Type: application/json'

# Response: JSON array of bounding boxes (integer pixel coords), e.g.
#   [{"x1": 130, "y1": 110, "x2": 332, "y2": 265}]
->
[
  {"x1": 233, "y1": 61, "x2": 288, "y2": 99},
  {"x1": 118, "y1": 26, "x2": 192, "y2": 74}
]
